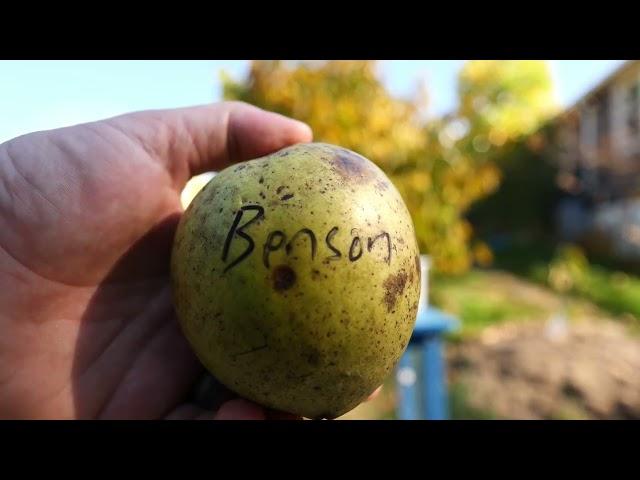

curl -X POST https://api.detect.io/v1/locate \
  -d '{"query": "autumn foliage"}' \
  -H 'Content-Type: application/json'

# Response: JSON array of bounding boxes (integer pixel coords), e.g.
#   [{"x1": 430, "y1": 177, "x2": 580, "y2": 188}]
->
[{"x1": 222, "y1": 60, "x2": 556, "y2": 274}]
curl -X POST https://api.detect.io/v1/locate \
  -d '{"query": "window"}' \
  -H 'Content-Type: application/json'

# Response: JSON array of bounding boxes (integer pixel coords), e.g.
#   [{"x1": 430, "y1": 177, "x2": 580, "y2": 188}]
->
[
  {"x1": 629, "y1": 83, "x2": 639, "y2": 135},
  {"x1": 596, "y1": 93, "x2": 609, "y2": 147}
]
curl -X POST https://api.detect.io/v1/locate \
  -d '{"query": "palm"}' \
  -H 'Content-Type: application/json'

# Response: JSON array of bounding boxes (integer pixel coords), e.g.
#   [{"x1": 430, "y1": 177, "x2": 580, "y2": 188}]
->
[{"x1": 0, "y1": 103, "x2": 312, "y2": 419}]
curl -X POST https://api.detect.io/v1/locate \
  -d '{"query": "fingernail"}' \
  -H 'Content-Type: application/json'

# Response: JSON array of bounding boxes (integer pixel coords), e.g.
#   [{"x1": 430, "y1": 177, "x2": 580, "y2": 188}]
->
[{"x1": 292, "y1": 120, "x2": 313, "y2": 140}]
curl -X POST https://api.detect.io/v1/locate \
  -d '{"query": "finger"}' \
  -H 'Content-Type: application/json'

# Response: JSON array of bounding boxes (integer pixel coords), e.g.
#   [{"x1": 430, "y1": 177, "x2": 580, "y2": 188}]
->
[
  {"x1": 190, "y1": 372, "x2": 236, "y2": 411},
  {"x1": 213, "y1": 398, "x2": 267, "y2": 420},
  {"x1": 367, "y1": 386, "x2": 382, "y2": 402},
  {"x1": 107, "y1": 101, "x2": 313, "y2": 186},
  {"x1": 265, "y1": 409, "x2": 303, "y2": 420},
  {"x1": 166, "y1": 404, "x2": 210, "y2": 420}
]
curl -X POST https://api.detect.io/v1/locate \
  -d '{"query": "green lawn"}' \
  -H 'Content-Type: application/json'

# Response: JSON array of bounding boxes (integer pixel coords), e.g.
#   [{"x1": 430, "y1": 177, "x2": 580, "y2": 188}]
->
[
  {"x1": 430, "y1": 270, "x2": 547, "y2": 337},
  {"x1": 493, "y1": 240, "x2": 640, "y2": 325},
  {"x1": 449, "y1": 382, "x2": 497, "y2": 420}
]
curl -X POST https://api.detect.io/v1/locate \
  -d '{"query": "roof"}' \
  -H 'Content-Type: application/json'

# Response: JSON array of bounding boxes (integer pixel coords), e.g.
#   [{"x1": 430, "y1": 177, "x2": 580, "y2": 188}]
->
[{"x1": 567, "y1": 60, "x2": 640, "y2": 112}]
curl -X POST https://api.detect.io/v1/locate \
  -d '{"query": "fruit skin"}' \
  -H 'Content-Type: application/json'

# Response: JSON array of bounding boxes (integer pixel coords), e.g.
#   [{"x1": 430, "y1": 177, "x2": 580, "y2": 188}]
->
[{"x1": 171, "y1": 143, "x2": 420, "y2": 419}]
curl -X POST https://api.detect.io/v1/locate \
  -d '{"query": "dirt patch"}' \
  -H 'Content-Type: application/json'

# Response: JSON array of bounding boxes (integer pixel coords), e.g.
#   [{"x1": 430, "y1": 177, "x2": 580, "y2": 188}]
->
[{"x1": 448, "y1": 318, "x2": 640, "y2": 419}]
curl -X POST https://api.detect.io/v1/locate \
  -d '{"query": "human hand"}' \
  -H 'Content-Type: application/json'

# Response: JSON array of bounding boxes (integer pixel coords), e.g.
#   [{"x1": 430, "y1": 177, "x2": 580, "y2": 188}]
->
[
  {"x1": 0, "y1": 102, "x2": 315, "y2": 419},
  {"x1": 0, "y1": 101, "x2": 382, "y2": 420}
]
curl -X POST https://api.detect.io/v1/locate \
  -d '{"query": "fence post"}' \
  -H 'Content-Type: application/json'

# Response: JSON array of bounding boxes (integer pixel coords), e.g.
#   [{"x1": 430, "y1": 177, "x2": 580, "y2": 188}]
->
[
  {"x1": 396, "y1": 254, "x2": 458, "y2": 420},
  {"x1": 422, "y1": 335, "x2": 448, "y2": 420},
  {"x1": 396, "y1": 351, "x2": 420, "y2": 420}
]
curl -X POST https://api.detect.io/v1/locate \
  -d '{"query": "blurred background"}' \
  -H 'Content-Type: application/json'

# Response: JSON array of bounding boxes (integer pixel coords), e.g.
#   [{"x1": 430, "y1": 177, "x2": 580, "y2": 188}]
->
[{"x1": 3, "y1": 60, "x2": 639, "y2": 419}]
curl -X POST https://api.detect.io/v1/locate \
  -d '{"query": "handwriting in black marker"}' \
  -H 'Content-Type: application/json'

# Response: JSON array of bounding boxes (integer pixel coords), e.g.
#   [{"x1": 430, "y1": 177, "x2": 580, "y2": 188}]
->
[
  {"x1": 222, "y1": 205, "x2": 264, "y2": 273},
  {"x1": 349, "y1": 235, "x2": 363, "y2": 261},
  {"x1": 286, "y1": 228, "x2": 317, "y2": 259},
  {"x1": 325, "y1": 226, "x2": 341, "y2": 260},
  {"x1": 220, "y1": 203, "x2": 393, "y2": 270},
  {"x1": 367, "y1": 232, "x2": 392, "y2": 265},
  {"x1": 263, "y1": 230, "x2": 286, "y2": 268}
]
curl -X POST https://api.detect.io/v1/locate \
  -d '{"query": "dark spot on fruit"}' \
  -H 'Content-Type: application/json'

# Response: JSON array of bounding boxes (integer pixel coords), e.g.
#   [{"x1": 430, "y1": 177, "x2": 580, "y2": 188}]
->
[
  {"x1": 305, "y1": 350, "x2": 321, "y2": 366},
  {"x1": 415, "y1": 255, "x2": 421, "y2": 276},
  {"x1": 234, "y1": 164, "x2": 247, "y2": 171},
  {"x1": 328, "y1": 148, "x2": 375, "y2": 184},
  {"x1": 383, "y1": 270, "x2": 409, "y2": 312},
  {"x1": 259, "y1": 177, "x2": 264, "y2": 184},
  {"x1": 311, "y1": 269, "x2": 321, "y2": 280},
  {"x1": 273, "y1": 265, "x2": 296, "y2": 291},
  {"x1": 259, "y1": 192, "x2": 266, "y2": 199},
  {"x1": 276, "y1": 185, "x2": 286, "y2": 194},
  {"x1": 281, "y1": 193, "x2": 294, "y2": 201}
]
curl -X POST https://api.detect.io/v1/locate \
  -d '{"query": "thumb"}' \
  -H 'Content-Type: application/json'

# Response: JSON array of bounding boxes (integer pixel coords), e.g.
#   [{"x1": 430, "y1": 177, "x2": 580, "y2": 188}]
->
[{"x1": 106, "y1": 101, "x2": 313, "y2": 188}]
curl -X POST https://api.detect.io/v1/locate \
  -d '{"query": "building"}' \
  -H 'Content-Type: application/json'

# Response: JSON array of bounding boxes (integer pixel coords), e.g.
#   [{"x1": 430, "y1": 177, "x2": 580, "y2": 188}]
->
[
  {"x1": 554, "y1": 60, "x2": 640, "y2": 261},
  {"x1": 556, "y1": 60, "x2": 640, "y2": 203}
]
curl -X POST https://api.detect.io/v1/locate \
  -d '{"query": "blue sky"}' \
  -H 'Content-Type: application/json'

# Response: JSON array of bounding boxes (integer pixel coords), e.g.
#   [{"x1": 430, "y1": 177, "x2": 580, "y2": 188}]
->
[{"x1": 0, "y1": 60, "x2": 625, "y2": 144}]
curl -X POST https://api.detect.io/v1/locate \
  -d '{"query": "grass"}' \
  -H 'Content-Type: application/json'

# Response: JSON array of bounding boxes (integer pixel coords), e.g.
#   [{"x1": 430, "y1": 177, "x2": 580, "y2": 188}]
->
[
  {"x1": 449, "y1": 382, "x2": 497, "y2": 420},
  {"x1": 458, "y1": 296, "x2": 542, "y2": 332},
  {"x1": 560, "y1": 265, "x2": 640, "y2": 318},
  {"x1": 430, "y1": 270, "x2": 547, "y2": 337},
  {"x1": 493, "y1": 239, "x2": 640, "y2": 324}
]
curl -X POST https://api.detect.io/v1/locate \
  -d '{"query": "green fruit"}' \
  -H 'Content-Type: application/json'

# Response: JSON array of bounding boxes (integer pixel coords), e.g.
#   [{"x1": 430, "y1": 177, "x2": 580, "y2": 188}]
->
[{"x1": 171, "y1": 143, "x2": 420, "y2": 419}]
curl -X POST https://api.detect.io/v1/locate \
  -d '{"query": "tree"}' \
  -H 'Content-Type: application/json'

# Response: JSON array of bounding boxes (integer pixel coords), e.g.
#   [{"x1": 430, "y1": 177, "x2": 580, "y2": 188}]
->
[
  {"x1": 413, "y1": 61, "x2": 558, "y2": 270},
  {"x1": 457, "y1": 60, "x2": 557, "y2": 155},
  {"x1": 454, "y1": 61, "x2": 560, "y2": 243},
  {"x1": 220, "y1": 60, "x2": 557, "y2": 274},
  {"x1": 222, "y1": 61, "x2": 425, "y2": 173}
]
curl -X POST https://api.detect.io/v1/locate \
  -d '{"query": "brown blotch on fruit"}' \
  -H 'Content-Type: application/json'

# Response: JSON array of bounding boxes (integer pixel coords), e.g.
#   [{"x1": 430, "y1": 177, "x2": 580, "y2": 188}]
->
[
  {"x1": 383, "y1": 271, "x2": 408, "y2": 312},
  {"x1": 329, "y1": 149, "x2": 375, "y2": 184}
]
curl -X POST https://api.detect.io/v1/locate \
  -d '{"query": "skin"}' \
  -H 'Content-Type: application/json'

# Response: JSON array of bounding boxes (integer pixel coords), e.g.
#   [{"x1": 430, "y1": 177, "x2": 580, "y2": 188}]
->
[
  {"x1": 172, "y1": 143, "x2": 421, "y2": 419},
  {"x1": 0, "y1": 101, "x2": 360, "y2": 419}
]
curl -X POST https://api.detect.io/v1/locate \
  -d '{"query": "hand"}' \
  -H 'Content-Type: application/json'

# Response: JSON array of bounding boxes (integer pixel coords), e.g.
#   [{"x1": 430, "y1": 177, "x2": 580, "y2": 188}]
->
[{"x1": 0, "y1": 102, "x2": 314, "y2": 419}]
